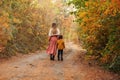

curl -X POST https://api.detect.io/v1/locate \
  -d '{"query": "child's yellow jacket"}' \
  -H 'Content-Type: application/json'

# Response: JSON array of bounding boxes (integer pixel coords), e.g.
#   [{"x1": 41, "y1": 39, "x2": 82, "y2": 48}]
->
[{"x1": 57, "y1": 39, "x2": 65, "y2": 50}]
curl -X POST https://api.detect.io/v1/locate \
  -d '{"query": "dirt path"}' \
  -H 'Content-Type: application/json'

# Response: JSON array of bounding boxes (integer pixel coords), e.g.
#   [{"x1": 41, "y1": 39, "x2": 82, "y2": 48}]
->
[{"x1": 0, "y1": 42, "x2": 119, "y2": 80}]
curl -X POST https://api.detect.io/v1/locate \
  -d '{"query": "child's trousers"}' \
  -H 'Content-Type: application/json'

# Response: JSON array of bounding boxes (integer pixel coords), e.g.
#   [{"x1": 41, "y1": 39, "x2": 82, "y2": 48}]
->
[{"x1": 58, "y1": 50, "x2": 63, "y2": 61}]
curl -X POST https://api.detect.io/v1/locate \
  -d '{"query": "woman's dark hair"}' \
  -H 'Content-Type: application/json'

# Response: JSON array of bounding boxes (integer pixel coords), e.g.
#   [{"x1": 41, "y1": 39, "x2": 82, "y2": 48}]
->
[
  {"x1": 52, "y1": 23, "x2": 57, "y2": 27},
  {"x1": 59, "y1": 35, "x2": 63, "y2": 39}
]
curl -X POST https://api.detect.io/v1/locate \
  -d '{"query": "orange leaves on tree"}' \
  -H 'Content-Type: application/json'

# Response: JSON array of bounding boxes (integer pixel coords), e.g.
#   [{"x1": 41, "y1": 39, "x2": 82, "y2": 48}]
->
[
  {"x1": 13, "y1": 18, "x2": 22, "y2": 24},
  {"x1": 0, "y1": 1, "x2": 3, "y2": 5},
  {"x1": 76, "y1": 0, "x2": 120, "y2": 58},
  {"x1": 111, "y1": 0, "x2": 120, "y2": 8},
  {"x1": 79, "y1": 12, "x2": 87, "y2": 18},
  {"x1": 0, "y1": 10, "x2": 10, "y2": 47},
  {"x1": 71, "y1": 0, "x2": 120, "y2": 72}
]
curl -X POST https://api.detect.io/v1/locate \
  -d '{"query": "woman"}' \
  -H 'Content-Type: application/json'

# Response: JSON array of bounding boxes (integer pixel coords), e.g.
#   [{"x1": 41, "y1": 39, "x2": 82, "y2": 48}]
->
[{"x1": 46, "y1": 23, "x2": 60, "y2": 60}]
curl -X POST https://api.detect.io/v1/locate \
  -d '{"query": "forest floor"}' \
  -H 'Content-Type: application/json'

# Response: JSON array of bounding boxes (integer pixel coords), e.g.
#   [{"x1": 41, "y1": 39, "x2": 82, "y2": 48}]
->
[{"x1": 0, "y1": 42, "x2": 119, "y2": 80}]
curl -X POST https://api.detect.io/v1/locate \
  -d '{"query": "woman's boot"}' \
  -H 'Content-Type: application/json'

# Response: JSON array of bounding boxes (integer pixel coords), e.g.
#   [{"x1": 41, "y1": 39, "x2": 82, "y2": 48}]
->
[{"x1": 50, "y1": 54, "x2": 52, "y2": 60}]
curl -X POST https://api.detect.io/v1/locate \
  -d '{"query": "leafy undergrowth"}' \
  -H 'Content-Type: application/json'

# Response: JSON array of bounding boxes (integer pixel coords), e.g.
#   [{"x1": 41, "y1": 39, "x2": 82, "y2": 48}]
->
[
  {"x1": 68, "y1": 0, "x2": 120, "y2": 73},
  {"x1": 0, "y1": 0, "x2": 56, "y2": 57}
]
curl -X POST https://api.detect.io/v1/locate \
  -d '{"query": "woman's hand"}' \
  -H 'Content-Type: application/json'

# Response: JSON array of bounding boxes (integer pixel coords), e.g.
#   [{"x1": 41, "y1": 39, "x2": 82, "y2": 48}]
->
[{"x1": 48, "y1": 37, "x2": 51, "y2": 41}]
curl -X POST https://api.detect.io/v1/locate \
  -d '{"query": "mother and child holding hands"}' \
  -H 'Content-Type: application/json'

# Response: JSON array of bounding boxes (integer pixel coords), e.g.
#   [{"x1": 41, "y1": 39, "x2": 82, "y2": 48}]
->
[{"x1": 46, "y1": 23, "x2": 65, "y2": 61}]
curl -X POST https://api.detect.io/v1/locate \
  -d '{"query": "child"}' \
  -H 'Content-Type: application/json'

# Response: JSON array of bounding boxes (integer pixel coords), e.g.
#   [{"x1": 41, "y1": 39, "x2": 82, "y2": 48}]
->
[{"x1": 57, "y1": 35, "x2": 65, "y2": 61}]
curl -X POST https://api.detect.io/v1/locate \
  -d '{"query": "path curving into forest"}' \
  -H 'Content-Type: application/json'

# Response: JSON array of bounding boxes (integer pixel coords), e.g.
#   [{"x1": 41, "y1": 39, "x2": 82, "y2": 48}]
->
[{"x1": 0, "y1": 42, "x2": 119, "y2": 80}]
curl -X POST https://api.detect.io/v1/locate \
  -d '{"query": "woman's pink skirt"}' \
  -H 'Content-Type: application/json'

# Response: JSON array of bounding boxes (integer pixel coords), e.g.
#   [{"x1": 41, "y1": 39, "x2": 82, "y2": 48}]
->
[{"x1": 46, "y1": 36, "x2": 57, "y2": 55}]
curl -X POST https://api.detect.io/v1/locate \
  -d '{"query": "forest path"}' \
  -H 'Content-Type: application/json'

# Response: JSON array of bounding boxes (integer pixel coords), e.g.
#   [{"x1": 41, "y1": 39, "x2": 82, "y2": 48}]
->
[{"x1": 0, "y1": 42, "x2": 119, "y2": 80}]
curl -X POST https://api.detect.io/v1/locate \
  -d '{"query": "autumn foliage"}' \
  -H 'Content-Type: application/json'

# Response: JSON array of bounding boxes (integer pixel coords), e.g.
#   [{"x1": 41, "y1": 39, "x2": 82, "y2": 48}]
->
[
  {"x1": 0, "y1": 0, "x2": 53, "y2": 57},
  {"x1": 69, "y1": 0, "x2": 120, "y2": 72}
]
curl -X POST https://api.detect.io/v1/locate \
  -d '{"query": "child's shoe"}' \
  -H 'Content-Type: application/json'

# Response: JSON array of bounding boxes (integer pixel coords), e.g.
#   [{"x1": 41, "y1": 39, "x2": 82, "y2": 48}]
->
[
  {"x1": 50, "y1": 54, "x2": 52, "y2": 60},
  {"x1": 58, "y1": 58, "x2": 60, "y2": 61}
]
